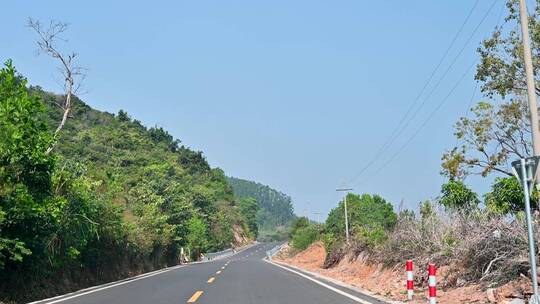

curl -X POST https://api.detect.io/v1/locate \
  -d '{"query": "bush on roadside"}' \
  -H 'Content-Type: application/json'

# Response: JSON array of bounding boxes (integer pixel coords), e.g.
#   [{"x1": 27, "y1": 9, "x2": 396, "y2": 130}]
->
[
  {"x1": 373, "y1": 207, "x2": 533, "y2": 288},
  {"x1": 291, "y1": 224, "x2": 320, "y2": 251}
]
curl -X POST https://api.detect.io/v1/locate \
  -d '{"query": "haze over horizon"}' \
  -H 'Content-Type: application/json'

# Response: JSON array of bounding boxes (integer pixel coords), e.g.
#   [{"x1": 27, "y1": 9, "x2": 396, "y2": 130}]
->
[{"x1": 1, "y1": 0, "x2": 511, "y2": 220}]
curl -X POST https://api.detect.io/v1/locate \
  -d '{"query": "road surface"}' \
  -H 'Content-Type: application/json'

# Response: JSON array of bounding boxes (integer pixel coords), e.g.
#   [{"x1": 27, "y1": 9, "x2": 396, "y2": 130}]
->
[{"x1": 32, "y1": 243, "x2": 388, "y2": 304}]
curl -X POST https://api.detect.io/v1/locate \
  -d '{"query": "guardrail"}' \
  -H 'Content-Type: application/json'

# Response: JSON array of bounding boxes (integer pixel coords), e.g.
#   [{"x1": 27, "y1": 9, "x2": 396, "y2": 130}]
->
[
  {"x1": 202, "y1": 248, "x2": 234, "y2": 261},
  {"x1": 266, "y1": 244, "x2": 282, "y2": 259}
]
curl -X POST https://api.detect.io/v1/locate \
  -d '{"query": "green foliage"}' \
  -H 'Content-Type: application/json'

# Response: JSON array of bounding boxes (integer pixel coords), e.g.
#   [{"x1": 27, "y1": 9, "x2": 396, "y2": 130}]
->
[
  {"x1": 291, "y1": 224, "x2": 320, "y2": 251},
  {"x1": 289, "y1": 216, "x2": 310, "y2": 238},
  {"x1": 420, "y1": 200, "x2": 435, "y2": 219},
  {"x1": 442, "y1": 0, "x2": 540, "y2": 180},
  {"x1": 476, "y1": 0, "x2": 540, "y2": 100},
  {"x1": 187, "y1": 216, "x2": 208, "y2": 259},
  {"x1": 0, "y1": 60, "x2": 54, "y2": 269},
  {"x1": 442, "y1": 101, "x2": 530, "y2": 179},
  {"x1": 485, "y1": 176, "x2": 536, "y2": 215},
  {"x1": 239, "y1": 197, "x2": 259, "y2": 238},
  {"x1": 325, "y1": 193, "x2": 397, "y2": 246},
  {"x1": 439, "y1": 180, "x2": 480, "y2": 212},
  {"x1": 228, "y1": 177, "x2": 295, "y2": 235},
  {"x1": 0, "y1": 61, "x2": 258, "y2": 302},
  {"x1": 116, "y1": 109, "x2": 130, "y2": 122}
]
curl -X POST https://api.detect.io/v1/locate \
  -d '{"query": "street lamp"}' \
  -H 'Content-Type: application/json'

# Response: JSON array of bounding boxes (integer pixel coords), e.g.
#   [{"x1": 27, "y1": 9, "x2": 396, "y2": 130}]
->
[{"x1": 336, "y1": 187, "x2": 353, "y2": 244}]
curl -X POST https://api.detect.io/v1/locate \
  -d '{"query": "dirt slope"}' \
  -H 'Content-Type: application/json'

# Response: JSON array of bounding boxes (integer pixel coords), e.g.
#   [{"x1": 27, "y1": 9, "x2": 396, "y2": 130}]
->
[{"x1": 275, "y1": 242, "x2": 532, "y2": 303}]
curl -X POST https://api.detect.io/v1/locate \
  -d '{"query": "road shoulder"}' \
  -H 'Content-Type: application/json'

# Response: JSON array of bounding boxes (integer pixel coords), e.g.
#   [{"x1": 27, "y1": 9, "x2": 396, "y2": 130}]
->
[{"x1": 266, "y1": 258, "x2": 402, "y2": 304}]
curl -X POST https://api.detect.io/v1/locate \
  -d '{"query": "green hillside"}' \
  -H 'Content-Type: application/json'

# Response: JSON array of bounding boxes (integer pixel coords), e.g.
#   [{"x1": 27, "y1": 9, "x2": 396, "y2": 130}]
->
[
  {"x1": 0, "y1": 62, "x2": 256, "y2": 302},
  {"x1": 227, "y1": 177, "x2": 295, "y2": 240}
]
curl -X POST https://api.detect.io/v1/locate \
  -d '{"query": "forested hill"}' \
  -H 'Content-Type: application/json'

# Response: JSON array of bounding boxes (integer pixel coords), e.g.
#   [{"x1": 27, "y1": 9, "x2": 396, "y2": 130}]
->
[
  {"x1": 227, "y1": 177, "x2": 295, "y2": 236},
  {"x1": 0, "y1": 62, "x2": 257, "y2": 303}
]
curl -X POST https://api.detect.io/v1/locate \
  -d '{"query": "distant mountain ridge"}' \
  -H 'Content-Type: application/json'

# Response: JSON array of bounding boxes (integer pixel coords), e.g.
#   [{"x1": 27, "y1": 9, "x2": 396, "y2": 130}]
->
[{"x1": 227, "y1": 177, "x2": 296, "y2": 237}]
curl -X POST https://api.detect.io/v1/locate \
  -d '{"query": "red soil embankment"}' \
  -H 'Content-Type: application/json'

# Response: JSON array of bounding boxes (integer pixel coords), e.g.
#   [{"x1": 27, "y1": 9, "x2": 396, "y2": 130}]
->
[{"x1": 274, "y1": 242, "x2": 529, "y2": 303}]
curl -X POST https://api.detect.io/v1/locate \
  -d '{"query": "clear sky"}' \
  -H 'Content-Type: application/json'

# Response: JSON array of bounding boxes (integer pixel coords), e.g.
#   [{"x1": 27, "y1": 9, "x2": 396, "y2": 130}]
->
[{"x1": 2, "y1": 0, "x2": 519, "y2": 220}]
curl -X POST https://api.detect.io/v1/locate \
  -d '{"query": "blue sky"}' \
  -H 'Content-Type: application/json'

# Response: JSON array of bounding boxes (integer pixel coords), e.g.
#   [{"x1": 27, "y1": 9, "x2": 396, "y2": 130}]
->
[{"x1": 1, "y1": 0, "x2": 519, "y2": 220}]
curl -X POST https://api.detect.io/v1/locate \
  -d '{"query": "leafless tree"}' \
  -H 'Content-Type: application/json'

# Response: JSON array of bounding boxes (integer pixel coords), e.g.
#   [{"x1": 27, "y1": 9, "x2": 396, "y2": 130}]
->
[{"x1": 27, "y1": 18, "x2": 85, "y2": 154}]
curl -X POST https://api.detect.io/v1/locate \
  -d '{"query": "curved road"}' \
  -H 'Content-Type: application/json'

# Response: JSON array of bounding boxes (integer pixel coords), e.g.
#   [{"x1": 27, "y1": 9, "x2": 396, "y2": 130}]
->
[{"x1": 31, "y1": 243, "x2": 388, "y2": 304}]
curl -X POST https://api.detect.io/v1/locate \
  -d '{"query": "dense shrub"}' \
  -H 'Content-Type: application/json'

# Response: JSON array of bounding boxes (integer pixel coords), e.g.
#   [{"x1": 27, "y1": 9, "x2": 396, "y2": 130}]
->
[
  {"x1": 325, "y1": 193, "x2": 397, "y2": 246},
  {"x1": 291, "y1": 225, "x2": 320, "y2": 251}
]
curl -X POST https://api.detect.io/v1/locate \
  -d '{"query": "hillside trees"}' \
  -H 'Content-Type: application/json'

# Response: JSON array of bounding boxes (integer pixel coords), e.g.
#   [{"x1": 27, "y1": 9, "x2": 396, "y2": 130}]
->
[
  {"x1": 239, "y1": 197, "x2": 259, "y2": 238},
  {"x1": 228, "y1": 177, "x2": 295, "y2": 233},
  {"x1": 0, "y1": 60, "x2": 52, "y2": 269},
  {"x1": 0, "y1": 60, "x2": 258, "y2": 302}
]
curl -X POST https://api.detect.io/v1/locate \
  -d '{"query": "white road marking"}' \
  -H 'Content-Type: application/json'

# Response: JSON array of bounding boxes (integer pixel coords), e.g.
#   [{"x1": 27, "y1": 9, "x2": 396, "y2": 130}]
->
[
  {"x1": 265, "y1": 260, "x2": 377, "y2": 304},
  {"x1": 31, "y1": 244, "x2": 259, "y2": 304},
  {"x1": 28, "y1": 265, "x2": 184, "y2": 304}
]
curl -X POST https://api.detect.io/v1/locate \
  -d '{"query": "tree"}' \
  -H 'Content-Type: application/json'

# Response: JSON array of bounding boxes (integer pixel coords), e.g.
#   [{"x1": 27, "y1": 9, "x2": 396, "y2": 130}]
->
[
  {"x1": 27, "y1": 19, "x2": 85, "y2": 154},
  {"x1": 239, "y1": 197, "x2": 259, "y2": 238},
  {"x1": 442, "y1": 101, "x2": 530, "y2": 179},
  {"x1": 442, "y1": 1, "x2": 540, "y2": 180},
  {"x1": 0, "y1": 61, "x2": 56, "y2": 268},
  {"x1": 476, "y1": 0, "x2": 540, "y2": 100},
  {"x1": 117, "y1": 110, "x2": 130, "y2": 122},
  {"x1": 439, "y1": 180, "x2": 480, "y2": 212},
  {"x1": 485, "y1": 176, "x2": 537, "y2": 214},
  {"x1": 187, "y1": 216, "x2": 208, "y2": 260},
  {"x1": 291, "y1": 225, "x2": 319, "y2": 251},
  {"x1": 325, "y1": 193, "x2": 397, "y2": 245},
  {"x1": 289, "y1": 217, "x2": 310, "y2": 238},
  {"x1": 228, "y1": 177, "x2": 295, "y2": 231}
]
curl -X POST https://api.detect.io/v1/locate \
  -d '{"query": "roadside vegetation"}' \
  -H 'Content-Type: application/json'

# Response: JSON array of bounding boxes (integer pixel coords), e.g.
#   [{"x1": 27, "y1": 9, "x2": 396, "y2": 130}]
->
[
  {"x1": 228, "y1": 177, "x2": 296, "y2": 241},
  {"x1": 288, "y1": 0, "x2": 540, "y2": 293},
  {"x1": 0, "y1": 61, "x2": 260, "y2": 302}
]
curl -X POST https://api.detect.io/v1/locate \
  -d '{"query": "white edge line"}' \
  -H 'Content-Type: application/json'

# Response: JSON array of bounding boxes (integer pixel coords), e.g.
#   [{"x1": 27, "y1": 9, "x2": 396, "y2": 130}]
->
[
  {"x1": 270, "y1": 260, "x2": 402, "y2": 304},
  {"x1": 27, "y1": 265, "x2": 184, "y2": 304},
  {"x1": 264, "y1": 259, "x2": 378, "y2": 304},
  {"x1": 30, "y1": 242, "x2": 259, "y2": 304}
]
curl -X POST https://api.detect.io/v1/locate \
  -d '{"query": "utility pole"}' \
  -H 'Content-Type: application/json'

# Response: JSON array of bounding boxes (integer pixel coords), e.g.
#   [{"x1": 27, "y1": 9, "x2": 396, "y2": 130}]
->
[
  {"x1": 312, "y1": 212, "x2": 321, "y2": 225},
  {"x1": 519, "y1": 0, "x2": 540, "y2": 155},
  {"x1": 336, "y1": 187, "x2": 353, "y2": 244},
  {"x1": 517, "y1": 1, "x2": 540, "y2": 302}
]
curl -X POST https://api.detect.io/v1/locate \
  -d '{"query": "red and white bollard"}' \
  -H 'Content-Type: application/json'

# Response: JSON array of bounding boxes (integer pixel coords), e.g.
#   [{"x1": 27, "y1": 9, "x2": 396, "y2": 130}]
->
[
  {"x1": 428, "y1": 263, "x2": 437, "y2": 304},
  {"x1": 406, "y1": 260, "x2": 414, "y2": 301}
]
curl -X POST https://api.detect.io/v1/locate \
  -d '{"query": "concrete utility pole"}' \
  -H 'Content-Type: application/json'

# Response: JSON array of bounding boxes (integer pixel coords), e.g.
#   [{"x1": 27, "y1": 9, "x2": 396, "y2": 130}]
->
[
  {"x1": 517, "y1": 1, "x2": 540, "y2": 302},
  {"x1": 519, "y1": 0, "x2": 540, "y2": 155},
  {"x1": 336, "y1": 187, "x2": 353, "y2": 244},
  {"x1": 312, "y1": 212, "x2": 321, "y2": 225}
]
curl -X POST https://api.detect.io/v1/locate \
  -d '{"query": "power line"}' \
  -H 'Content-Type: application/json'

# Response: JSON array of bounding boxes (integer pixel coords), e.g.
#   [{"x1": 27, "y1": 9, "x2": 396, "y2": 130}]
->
[
  {"x1": 345, "y1": 0, "x2": 481, "y2": 184},
  {"x1": 347, "y1": 0, "x2": 499, "y2": 185},
  {"x1": 355, "y1": 60, "x2": 478, "y2": 186}
]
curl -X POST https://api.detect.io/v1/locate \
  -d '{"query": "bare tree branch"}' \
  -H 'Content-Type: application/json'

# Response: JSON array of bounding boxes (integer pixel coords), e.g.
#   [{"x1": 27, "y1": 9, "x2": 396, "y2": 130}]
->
[{"x1": 27, "y1": 18, "x2": 85, "y2": 154}]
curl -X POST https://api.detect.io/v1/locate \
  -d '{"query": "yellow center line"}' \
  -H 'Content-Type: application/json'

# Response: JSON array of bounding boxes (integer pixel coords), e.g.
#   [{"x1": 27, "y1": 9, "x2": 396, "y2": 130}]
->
[
  {"x1": 187, "y1": 291, "x2": 203, "y2": 303},
  {"x1": 216, "y1": 270, "x2": 221, "y2": 274},
  {"x1": 207, "y1": 277, "x2": 215, "y2": 283}
]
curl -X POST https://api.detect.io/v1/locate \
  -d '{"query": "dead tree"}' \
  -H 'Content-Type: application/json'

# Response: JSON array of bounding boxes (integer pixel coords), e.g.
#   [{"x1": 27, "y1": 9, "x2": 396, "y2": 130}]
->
[{"x1": 27, "y1": 18, "x2": 85, "y2": 154}]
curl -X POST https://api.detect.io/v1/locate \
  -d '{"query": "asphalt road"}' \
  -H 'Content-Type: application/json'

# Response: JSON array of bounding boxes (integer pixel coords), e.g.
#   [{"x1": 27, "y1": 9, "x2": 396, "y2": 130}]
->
[{"x1": 32, "y1": 243, "x2": 388, "y2": 304}]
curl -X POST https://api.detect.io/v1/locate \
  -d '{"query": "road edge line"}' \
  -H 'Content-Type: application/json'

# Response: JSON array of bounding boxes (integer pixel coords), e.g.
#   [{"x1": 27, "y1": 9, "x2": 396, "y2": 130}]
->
[
  {"x1": 265, "y1": 259, "x2": 400, "y2": 304},
  {"x1": 27, "y1": 264, "x2": 185, "y2": 304},
  {"x1": 29, "y1": 242, "x2": 259, "y2": 304},
  {"x1": 270, "y1": 259, "x2": 402, "y2": 304}
]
